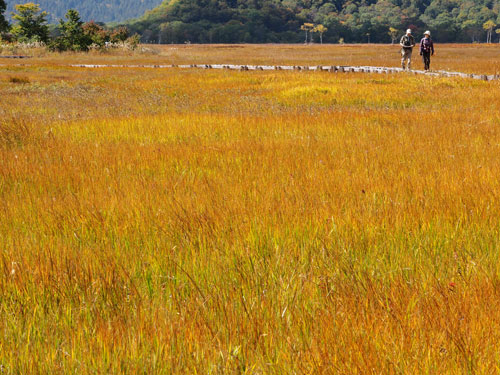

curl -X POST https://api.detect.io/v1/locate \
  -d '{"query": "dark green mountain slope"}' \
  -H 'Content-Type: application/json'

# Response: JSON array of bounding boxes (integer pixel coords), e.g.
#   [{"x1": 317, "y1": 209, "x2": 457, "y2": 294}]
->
[
  {"x1": 5, "y1": 0, "x2": 163, "y2": 23},
  {"x1": 124, "y1": 0, "x2": 500, "y2": 43}
]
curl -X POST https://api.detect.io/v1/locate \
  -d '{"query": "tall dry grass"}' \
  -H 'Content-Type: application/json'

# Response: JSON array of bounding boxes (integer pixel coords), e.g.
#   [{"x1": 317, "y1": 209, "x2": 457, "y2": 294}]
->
[{"x1": 1, "y1": 45, "x2": 500, "y2": 373}]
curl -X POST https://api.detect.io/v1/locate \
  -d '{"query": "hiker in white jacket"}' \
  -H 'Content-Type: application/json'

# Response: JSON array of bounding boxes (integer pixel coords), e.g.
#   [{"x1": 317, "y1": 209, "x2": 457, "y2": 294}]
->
[{"x1": 400, "y1": 29, "x2": 415, "y2": 70}]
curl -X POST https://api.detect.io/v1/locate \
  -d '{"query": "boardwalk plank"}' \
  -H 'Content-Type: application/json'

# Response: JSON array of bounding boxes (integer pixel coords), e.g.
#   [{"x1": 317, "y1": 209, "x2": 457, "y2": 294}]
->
[{"x1": 67, "y1": 63, "x2": 497, "y2": 81}]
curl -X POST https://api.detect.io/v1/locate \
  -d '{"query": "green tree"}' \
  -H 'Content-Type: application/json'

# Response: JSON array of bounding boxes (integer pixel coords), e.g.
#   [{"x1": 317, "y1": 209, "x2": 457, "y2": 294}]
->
[
  {"x1": 11, "y1": 3, "x2": 49, "y2": 43},
  {"x1": 0, "y1": 0, "x2": 8, "y2": 33},
  {"x1": 462, "y1": 19, "x2": 482, "y2": 42},
  {"x1": 420, "y1": 0, "x2": 459, "y2": 42},
  {"x1": 55, "y1": 9, "x2": 91, "y2": 51}
]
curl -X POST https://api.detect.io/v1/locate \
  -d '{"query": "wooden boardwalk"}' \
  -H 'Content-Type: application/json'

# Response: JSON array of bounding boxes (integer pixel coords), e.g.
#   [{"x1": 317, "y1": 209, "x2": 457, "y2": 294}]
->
[
  {"x1": 0, "y1": 55, "x2": 32, "y2": 59},
  {"x1": 70, "y1": 63, "x2": 499, "y2": 81}
]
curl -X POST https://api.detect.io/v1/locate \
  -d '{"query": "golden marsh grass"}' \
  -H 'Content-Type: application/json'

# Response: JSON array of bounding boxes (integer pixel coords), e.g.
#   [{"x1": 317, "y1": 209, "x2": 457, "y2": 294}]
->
[{"x1": 1, "y1": 44, "x2": 500, "y2": 373}]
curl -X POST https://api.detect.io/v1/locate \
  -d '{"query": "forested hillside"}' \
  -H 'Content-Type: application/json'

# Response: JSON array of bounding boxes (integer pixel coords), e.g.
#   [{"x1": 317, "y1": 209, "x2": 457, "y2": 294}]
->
[
  {"x1": 125, "y1": 0, "x2": 500, "y2": 43},
  {"x1": 2, "y1": 0, "x2": 500, "y2": 43},
  {"x1": 5, "y1": 0, "x2": 163, "y2": 23}
]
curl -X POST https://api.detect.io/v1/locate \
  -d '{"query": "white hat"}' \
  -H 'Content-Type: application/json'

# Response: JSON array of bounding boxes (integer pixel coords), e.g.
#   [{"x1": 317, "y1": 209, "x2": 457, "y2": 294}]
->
[
  {"x1": 406, "y1": 29, "x2": 412, "y2": 34},
  {"x1": 424, "y1": 30, "x2": 431, "y2": 35}
]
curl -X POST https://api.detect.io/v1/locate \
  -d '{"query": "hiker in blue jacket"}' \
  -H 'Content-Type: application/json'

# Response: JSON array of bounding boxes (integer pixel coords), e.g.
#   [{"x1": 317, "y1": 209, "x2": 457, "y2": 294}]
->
[{"x1": 420, "y1": 31, "x2": 434, "y2": 71}]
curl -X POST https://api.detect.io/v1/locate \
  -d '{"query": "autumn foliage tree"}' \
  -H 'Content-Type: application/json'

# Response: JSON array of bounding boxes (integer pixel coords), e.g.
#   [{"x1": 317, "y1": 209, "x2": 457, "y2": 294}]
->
[
  {"x1": 388, "y1": 27, "x2": 398, "y2": 44},
  {"x1": 314, "y1": 24, "x2": 327, "y2": 44},
  {"x1": 483, "y1": 20, "x2": 496, "y2": 43},
  {"x1": 300, "y1": 23, "x2": 314, "y2": 44},
  {"x1": 109, "y1": 26, "x2": 129, "y2": 43},
  {"x1": 82, "y1": 21, "x2": 109, "y2": 47}
]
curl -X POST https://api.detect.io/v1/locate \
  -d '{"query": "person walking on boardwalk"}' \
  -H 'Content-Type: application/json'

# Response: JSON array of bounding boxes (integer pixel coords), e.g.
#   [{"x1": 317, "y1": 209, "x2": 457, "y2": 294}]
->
[
  {"x1": 400, "y1": 29, "x2": 415, "y2": 70},
  {"x1": 420, "y1": 31, "x2": 434, "y2": 71}
]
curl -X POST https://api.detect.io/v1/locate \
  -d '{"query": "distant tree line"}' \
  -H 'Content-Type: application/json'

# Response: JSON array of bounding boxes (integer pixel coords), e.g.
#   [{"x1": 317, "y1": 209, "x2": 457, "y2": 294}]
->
[
  {"x1": 125, "y1": 0, "x2": 500, "y2": 44},
  {"x1": 0, "y1": 2, "x2": 138, "y2": 51},
  {"x1": 2, "y1": 0, "x2": 500, "y2": 45}
]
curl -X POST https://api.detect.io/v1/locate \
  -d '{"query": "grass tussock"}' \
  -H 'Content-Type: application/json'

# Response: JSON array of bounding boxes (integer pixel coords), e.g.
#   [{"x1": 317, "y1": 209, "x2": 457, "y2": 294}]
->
[
  {"x1": 8, "y1": 76, "x2": 30, "y2": 84},
  {"x1": 1, "y1": 45, "x2": 500, "y2": 373}
]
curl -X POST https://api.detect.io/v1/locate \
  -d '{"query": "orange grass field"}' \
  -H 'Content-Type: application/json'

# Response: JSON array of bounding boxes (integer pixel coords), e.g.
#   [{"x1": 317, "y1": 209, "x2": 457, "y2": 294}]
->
[{"x1": 1, "y1": 44, "x2": 500, "y2": 374}]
